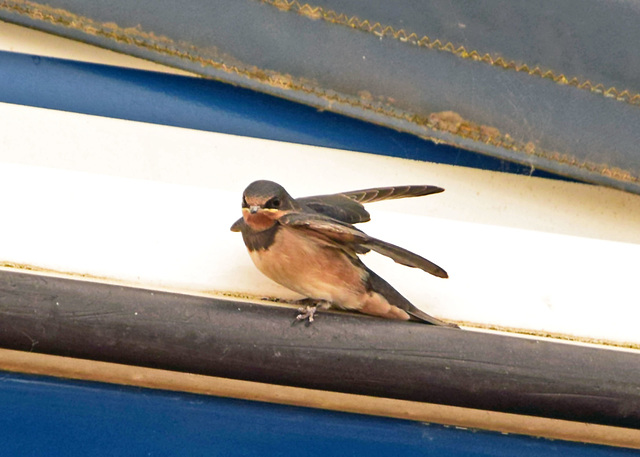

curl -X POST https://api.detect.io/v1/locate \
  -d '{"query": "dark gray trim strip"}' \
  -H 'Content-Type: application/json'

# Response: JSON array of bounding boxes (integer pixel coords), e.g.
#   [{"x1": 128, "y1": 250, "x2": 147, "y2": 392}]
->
[{"x1": 0, "y1": 269, "x2": 638, "y2": 429}]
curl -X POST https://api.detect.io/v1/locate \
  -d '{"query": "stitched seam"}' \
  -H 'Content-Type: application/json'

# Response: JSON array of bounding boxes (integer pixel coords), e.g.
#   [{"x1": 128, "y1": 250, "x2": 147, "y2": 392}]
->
[
  {"x1": 260, "y1": 0, "x2": 640, "y2": 108},
  {"x1": 1, "y1": 0, "x2": 638, "y2": 184}
]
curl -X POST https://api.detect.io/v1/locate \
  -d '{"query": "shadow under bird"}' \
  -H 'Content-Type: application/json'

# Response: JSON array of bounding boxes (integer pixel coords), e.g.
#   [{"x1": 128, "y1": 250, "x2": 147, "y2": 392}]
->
[{"x1": 231, "y1": 180, "x2": 457, "y2": 328}]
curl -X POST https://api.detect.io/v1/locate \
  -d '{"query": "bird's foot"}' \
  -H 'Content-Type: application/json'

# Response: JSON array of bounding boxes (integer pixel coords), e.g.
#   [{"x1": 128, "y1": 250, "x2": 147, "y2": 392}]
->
[{"x1": 295, "y1": 299, "x2": 331, "y2": 323}]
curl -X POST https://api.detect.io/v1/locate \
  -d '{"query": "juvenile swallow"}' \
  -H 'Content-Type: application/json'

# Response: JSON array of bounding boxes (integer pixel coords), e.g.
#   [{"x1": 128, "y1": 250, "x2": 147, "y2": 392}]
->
[{"x1": 231, "y1": 180, "x2": 457, "y2": 327}]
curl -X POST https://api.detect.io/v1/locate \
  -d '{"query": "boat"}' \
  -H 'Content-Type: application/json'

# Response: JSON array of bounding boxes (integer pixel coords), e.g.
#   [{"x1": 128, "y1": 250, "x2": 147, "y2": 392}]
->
[{"x1": 0, "y1": 2, "x2": 639, "y2": 454}]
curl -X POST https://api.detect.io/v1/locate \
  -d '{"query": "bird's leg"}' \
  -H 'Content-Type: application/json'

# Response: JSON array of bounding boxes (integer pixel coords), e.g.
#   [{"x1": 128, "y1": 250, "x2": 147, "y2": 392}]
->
[{"x1": 295, "y1": 299, "x2": 331, "y2": 323}]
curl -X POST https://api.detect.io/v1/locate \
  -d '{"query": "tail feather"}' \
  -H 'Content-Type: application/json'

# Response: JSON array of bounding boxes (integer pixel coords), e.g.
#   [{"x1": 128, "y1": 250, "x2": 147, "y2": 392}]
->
[{"x1": 365, "y1": 267, "x2": 458, "y2": 328}]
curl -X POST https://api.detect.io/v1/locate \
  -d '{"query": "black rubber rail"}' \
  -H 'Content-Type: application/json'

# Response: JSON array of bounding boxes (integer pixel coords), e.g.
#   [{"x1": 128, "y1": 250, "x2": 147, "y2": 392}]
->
[{"x1": 0, "y1": 269, "x2": 638, "y2": 428}]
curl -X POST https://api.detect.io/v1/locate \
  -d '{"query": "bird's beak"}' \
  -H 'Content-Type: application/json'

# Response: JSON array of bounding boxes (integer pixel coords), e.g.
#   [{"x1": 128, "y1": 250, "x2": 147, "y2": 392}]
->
[{"x1": 249, "y1": 205, "x2": 260, "y2": 214}]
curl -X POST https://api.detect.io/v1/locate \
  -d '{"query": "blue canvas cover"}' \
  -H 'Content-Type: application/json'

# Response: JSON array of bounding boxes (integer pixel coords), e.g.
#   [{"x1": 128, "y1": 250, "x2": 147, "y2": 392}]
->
[{"x1": 1, "y1": 0, "x2": 639, "y2": 193}]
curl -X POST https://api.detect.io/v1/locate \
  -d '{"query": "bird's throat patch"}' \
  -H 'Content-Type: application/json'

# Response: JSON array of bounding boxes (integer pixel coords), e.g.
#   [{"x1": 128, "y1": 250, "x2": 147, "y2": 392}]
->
[{"x1": 241, "y1": 223, "x2": 279, "y2": 251}]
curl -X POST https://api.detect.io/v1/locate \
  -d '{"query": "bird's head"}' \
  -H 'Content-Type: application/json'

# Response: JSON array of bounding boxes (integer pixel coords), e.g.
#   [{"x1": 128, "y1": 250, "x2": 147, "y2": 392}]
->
[{"x1": 241, "y1": 180, "x2": 297, "y2": 231}]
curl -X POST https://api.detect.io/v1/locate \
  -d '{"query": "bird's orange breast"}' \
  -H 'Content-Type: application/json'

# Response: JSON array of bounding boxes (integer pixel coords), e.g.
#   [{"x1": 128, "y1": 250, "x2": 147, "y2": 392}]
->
[{"x1": 248, "y1": 226, "x2": 367, "y2": 308}]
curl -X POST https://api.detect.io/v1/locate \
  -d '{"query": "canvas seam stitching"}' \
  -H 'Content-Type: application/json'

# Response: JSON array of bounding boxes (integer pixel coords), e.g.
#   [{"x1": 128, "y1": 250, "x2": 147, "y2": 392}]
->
[{"x1": 260, "y1": 0, "x2": 640, "y2": 108}]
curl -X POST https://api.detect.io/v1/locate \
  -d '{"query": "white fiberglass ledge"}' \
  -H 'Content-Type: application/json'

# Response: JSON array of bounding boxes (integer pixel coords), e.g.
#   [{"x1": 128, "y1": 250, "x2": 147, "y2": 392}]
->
[{"x1": 1, "y1": 102, "x2": 639, "y2": 347}]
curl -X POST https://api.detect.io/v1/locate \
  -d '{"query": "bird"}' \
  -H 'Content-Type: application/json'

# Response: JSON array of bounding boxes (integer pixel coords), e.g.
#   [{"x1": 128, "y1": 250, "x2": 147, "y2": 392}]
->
[{"x1": 230, "y1": 180, "x2": 457, "y2": 328}]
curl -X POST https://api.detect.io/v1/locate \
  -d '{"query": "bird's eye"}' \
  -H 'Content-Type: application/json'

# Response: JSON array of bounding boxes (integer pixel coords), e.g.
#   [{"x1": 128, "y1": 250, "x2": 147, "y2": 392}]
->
[
  {"x1": 242, "y1": 196, "x2": 248, "y2": 208},
  {"x1": 267, "y1": 197, "x2": 281, "y2": 209}
]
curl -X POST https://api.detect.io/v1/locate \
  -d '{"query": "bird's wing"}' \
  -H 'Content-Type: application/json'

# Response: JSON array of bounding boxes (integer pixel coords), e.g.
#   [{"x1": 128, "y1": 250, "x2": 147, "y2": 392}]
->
[
  {"x1": 279, "y1": 212, "x2": 447, "y2": 278},
  {"x1": 296, "y1": 194, "x2": 372, "y2": 224},
  {"x1": 230, "y1": 217, "x2": 244, "y2": 232},
  {"x1": 340, "y1": 185, "x2": 444, "y2": 204},
  {"x1": 279, "y1": 212, "x2": 370, "y2": 245},
  {"x1": 362, "y1": 238, "x2": 448, "y2": 278},
  {"x1": 297, "y1": 185, "x2": 444, "y2": 224}
]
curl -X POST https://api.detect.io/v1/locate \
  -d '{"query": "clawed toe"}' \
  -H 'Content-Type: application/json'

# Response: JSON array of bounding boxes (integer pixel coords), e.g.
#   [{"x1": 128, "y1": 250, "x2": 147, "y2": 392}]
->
[
  {"x1": 295, "y1": 300, "x2": 330, "y2": 323},
  {"x1": 296, "y1": 305, "x2": 318, "y2": 322}
]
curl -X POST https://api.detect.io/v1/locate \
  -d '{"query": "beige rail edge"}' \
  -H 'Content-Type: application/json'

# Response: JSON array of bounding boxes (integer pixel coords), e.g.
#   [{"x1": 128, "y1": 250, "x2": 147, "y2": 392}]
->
[{"x1": 0, "y1": 348, "x2": 637, "y2": 449}]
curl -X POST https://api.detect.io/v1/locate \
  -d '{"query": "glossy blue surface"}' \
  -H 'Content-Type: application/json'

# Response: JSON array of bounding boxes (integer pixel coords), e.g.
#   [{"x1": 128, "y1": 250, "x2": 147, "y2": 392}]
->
[
  {"x1": 0, "y1": 50, "x2": 566, "y2": 179},
  {"x1": 0, "y1": 372, "x2": 634, "y2": 457}
]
